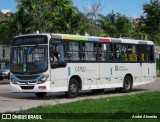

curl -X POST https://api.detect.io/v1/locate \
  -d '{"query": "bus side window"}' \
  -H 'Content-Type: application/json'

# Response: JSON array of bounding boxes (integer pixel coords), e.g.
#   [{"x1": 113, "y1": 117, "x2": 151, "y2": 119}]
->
[
  {"x1": 67, "y1": 41, "x2": 80, "y2": 61},
  {"x1": 99, "y1": 43, "x2": 105, "y2": 61},
  {"x1": 141, "y1": 45, "x2": 154, "y2": 62},
  {"x1": 50, "y1": 44, "x2": 59, "y2": 62},
  {"x1": 50, "y1": 43, "x2": 65, "y2": 62},
  {"x1": 99, "y1": 43, "x2": 113, "y2": 61},
  {"x1": 146, "y1": 46, "x2": 154, "y2": 62},
  {"x1": 82, "y1": 42, "x2": 96, "y2": 61},
  {"x1": 114, "y1": 44, "x2": 127, "y2": 62}
]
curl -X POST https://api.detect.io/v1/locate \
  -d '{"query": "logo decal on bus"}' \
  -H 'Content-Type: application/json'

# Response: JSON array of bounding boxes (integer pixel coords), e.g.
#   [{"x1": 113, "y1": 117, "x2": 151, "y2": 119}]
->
[
  {"x1": 115, "y1": 65, "x2": 128, "y2": 71},
  {"x1": 115, "y1": 65, "x2": 118, "y2": 71}
]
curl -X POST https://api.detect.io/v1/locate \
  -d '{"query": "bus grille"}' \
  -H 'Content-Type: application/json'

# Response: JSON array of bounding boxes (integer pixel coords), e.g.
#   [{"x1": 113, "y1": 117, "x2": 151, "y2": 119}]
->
[
  {"x1": 20, "y1": 86, "x2": 34, "y2": 90},
  {"x1": 18, "y1": 81, "x2": 37, "y2": 84},
  {"x1": 16, "y1": 75, "x2": 40, "y2": 80}
]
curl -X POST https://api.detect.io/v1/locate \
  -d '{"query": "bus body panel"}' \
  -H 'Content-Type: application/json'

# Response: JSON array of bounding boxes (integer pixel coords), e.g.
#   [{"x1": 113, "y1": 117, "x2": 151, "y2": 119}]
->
[
  {"x1": 50, "y1": 66, "x2": 68, "y2": 92},
  {"x1": 49, "y1": 62, "x2": 156, "y2": 92},
  {"x1": 140, "y1": 63, "x2": 156, "y2": 85},
  {"x1": 100, "y1": 63, "x2": 142, "y2": 88},
  {"x1": 50, "y1": 63, "x2": 100, "y2": 91}
]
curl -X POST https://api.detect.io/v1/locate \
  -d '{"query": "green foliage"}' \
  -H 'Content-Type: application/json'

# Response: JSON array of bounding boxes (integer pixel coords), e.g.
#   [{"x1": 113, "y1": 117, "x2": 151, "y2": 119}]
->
[
  {"x1": 0, "y1": 0, "x2": 89, "y2": 44},
  {"x1": 14, "y1": 0, "x2": 88, "y2": 34},
  {"x1": 156, "y1": 58, "x2": 160, "y2": 70},
  {"x1": 143, "y1": 0, "x2": 160, "y2": 43},
  {"x1": 0, "y1": 21, "x2": 11, "y2": 44},
  {"x1": 97, "y1": 11, "x2": 133, "y2": 38}
]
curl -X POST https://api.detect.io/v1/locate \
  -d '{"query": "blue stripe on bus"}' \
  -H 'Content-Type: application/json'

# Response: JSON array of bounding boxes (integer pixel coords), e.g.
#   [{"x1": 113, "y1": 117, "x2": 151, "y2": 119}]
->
[
  {"x1": 88, "y1": 37, "x2": 99, "y2": 41},
  {"x1": 68, "y1": 67, "x2": 71, "y2": 76},
  {"x1": 110, "y1": 68, "x2": 112, "y2": 75}
]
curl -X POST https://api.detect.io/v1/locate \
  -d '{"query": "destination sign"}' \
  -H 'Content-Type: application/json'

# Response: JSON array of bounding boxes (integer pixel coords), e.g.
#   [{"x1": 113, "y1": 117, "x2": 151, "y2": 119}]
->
[{"x1": 12, "y1": 35, "x2": 48, "y2": 46}]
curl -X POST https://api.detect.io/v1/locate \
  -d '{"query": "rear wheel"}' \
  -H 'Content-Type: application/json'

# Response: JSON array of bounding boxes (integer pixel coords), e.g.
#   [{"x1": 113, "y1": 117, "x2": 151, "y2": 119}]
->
[
  {"x1": 35, "y1": 92, "x2": 47, "y2": 98},
  {"x1": 66, "y1": 78, "x2": 79, "y2": 98},
  {"x1": 123, "y1": 76, "x2": 132, "y2": 92}
]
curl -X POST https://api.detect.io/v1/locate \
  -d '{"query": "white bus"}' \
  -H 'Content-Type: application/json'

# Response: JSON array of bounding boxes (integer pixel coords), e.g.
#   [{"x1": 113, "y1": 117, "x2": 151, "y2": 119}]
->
[{"x1": 10, "y1": 34, "x2": 156, "y2": 98}]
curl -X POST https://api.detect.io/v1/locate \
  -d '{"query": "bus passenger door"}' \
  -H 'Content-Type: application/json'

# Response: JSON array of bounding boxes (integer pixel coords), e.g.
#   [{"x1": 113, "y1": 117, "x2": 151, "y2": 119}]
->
[
  {"x1": 49, "y1": 41, "x2": 68, "y2": 92},
  {"x1": 140, "y1": 45, "x2": 156, "y2": 84}
]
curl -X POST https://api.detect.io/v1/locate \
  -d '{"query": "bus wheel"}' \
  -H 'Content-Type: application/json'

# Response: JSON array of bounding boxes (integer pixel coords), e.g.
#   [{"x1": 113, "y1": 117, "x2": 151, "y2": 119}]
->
[
  {"x1": 35, "y1": 92, "x2": 47, "y2": 98},
  {"x1": 67, "y1": 78, "x2": 79, "y2": 98},
  {"x1": 123, "y1": 76, "x2": 132, "y2": 93}
]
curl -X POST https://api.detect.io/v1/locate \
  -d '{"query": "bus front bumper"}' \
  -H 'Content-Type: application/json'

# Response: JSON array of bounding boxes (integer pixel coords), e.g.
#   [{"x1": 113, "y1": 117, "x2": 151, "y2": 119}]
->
[{"x1": 10, "y1": 81, "x2": 51, "y2": 93}]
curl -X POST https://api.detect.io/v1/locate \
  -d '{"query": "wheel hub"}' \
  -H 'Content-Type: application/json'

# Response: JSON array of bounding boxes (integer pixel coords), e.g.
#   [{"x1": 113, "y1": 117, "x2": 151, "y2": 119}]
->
[{"x1": 70, "y1": 84, "x2": 77, "y2": 93}]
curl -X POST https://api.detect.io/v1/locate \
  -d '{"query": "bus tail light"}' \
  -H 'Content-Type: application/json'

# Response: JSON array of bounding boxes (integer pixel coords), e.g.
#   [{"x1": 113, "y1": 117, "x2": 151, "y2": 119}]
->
[{"x1": 38, "y1": 86, "x2": 46, "y2": 90}]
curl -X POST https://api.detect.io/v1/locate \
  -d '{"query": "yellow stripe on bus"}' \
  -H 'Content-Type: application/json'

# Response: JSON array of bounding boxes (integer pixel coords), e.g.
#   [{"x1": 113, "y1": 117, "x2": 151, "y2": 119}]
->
[{"x1": 63, "y1": 36, "x2": 88, "y2": 41}]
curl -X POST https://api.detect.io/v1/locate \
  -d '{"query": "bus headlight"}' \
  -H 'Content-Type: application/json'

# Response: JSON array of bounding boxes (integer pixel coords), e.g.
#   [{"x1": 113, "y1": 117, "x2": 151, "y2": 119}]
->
[
  {"x1": 11, "y1": 78, "x2": 17, "y2": 84},
  {"x1": 37, "y1": 75, "x2": 49, "y2": 84}
]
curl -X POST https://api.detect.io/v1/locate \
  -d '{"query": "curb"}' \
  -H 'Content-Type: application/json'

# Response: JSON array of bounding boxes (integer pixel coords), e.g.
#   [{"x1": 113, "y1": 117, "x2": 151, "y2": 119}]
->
[{"x1": 0, "y1": 80, "x2": 10, "y2": 85}]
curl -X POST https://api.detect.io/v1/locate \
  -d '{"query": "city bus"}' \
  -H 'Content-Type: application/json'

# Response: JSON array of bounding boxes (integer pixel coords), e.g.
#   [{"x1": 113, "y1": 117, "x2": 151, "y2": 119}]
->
[{"x1": 10, "y1": 33, "x2": 156, "y2": 98}]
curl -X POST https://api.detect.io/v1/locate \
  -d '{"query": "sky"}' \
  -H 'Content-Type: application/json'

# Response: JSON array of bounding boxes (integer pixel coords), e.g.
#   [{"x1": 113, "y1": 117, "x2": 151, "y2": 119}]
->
[{"x1": 0, "y1": 0, "x2": 151, "y2": 18}]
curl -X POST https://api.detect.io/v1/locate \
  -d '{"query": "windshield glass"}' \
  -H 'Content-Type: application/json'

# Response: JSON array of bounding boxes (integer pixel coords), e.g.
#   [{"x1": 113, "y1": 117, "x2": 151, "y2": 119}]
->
[{"x1": 11, "y1": 46, "x2": 48, "y2": 74}]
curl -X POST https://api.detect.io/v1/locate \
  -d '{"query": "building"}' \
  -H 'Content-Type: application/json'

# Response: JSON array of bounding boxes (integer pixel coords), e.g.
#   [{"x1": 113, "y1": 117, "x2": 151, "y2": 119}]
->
[
  {"x1": 0, "y1": 10, "x2": 10, "y2": 65},
  {"x1": 0, "y1": 45, "x2": 10, "y2": 60},
  {"x1": 0, "y1": 11, "x2": 7, "y2": 21},
  {"x1": 0, "y1": 10, "x2": 11, "y2": 14}
]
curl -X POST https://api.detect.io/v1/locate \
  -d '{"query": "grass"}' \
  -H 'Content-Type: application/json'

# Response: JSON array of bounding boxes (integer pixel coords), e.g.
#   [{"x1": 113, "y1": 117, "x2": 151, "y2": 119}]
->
[
  {"x1": 22, "y1": 91, "x2": 160, "y2": 113},
  {"x1": 2, "y1": 91, "x2": 160, "y2": 122}
]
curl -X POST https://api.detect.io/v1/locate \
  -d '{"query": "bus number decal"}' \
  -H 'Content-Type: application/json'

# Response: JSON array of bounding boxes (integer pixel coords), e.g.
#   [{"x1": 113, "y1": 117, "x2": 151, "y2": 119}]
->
[{"x1": 75, "y1": 66, "x2": 86, "y2": 72}]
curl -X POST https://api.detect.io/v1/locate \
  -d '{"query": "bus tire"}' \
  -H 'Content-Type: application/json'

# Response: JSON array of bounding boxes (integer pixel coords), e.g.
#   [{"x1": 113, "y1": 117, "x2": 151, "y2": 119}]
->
[
  {"x1": 35, "y1": 92, "x2": 47, "y2": 98},
  {"x1": 123, "y1": 76, "x2": 132, "y2": 93},
  {"x1": 66, "y1": 78, "x2": 79, "y2": 98}
]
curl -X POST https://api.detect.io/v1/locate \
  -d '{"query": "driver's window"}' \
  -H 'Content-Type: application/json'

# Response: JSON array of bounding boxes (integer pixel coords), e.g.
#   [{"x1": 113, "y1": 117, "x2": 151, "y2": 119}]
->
[
  {"x1": 50, "y1": 43, "x2": 65, "y2": 62},
  {"x1": 57, "y1": 44, "x2": 65, "y2": 62}
]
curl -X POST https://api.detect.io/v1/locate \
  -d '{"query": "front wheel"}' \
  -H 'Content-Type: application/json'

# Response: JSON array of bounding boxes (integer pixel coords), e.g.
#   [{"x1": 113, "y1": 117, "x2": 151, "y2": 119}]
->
[
  {"x1": 66, "y1": 78, "x2": 79, "y2": 98},
  {"x1": 123, "y1": 76, "x2": 133, "y2": 92},
  {"x1": 35, "y1": 92, "x2": 47, "y2": 98}
]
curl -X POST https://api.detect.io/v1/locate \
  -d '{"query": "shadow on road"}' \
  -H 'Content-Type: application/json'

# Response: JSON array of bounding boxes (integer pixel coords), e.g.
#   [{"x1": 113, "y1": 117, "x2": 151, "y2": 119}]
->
[{"x1": 0, "y1": 88, "x2": 149, "y2": 100}]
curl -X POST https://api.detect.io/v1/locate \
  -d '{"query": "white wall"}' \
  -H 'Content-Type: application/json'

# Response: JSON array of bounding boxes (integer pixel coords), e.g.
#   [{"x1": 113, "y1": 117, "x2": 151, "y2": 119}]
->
[{"x1": 0, "y1": 45, "x2": 10, "y2": 60}]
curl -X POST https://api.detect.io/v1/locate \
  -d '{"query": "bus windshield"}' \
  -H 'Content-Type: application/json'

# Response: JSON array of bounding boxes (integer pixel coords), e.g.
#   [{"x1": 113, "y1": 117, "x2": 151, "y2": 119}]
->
[{"x1": 11, "y1": 46, "x2": 48, "y2": 74}]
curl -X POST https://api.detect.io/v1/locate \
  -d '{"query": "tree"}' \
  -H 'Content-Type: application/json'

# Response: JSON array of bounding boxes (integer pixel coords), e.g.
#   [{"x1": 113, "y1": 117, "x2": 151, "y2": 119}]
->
[
  {"x1": 15, "y1": 0, "x2": 88, "y2": 34},
  {"x1": 0, "y1": 21, "x2": 11, "y2": 44},
  {"x1": 83, "y1": 0, "x2": 103, "y2": 36},
  {"x1": 97, "y1": 11, "x2": 132, "y2": 38},
  {"x1": 143, "y1": 0, "x2": 160, "y2": 43}
]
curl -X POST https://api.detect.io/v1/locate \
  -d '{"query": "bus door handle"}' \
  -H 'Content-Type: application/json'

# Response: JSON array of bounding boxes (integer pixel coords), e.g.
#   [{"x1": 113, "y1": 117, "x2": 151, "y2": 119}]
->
[{"x1": 140, "y1": 62, "x2": 142, "y2": 67}]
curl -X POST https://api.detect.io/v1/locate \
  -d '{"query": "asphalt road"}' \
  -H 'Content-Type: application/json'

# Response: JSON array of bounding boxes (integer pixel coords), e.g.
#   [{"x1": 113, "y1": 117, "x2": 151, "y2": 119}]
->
[{"x1": 0, "y1": 79, "x2": 160, "y2": 113}]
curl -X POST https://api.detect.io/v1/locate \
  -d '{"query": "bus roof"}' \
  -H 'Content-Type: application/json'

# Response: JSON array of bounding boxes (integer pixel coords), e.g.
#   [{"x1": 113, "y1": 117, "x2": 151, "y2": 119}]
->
[
  {"x1": 14, "y1": 33, "x2": 154, "y2": 45},
  {"x1": 51, "y1": 34, "x2": 154, "y2": 45}
]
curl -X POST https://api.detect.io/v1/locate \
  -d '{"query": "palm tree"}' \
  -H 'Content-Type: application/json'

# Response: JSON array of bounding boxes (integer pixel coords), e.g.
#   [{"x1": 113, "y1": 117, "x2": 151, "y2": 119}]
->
[
  {"x1": 98, "y1": 11, "x2": 132, "y2": 38},
  {"x1": 15, "y1": 0, "x2": 87, "y2": 34}
]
